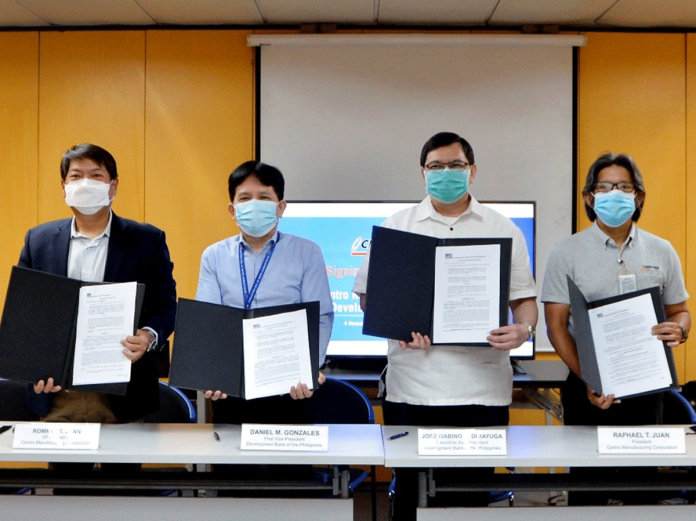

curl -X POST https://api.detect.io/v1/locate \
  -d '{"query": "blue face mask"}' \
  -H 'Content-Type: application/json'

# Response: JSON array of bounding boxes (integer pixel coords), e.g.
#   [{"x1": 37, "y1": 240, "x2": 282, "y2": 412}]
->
[
  {"x1": 425, "y1": 168, "x2": 470, "y2": 204},
  {"x1": 592, "y1": 190, "x2": 636, "y2": 228},
  {"x1": 234, "y1": 199, "x2": 279, "y2": 238}
]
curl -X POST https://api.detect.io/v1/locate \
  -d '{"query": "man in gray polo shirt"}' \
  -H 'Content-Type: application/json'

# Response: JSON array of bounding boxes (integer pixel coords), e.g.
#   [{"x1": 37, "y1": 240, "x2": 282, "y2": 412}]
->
[{"x1": 542, "y1": 152, "x2": 690, "y2": 505}]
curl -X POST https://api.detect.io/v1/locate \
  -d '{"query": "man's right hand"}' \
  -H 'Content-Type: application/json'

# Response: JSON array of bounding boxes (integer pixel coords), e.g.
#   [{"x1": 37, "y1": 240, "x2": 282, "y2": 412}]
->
[{"x1": 33, "y1": 378, "x2": 62, "y2": 394}]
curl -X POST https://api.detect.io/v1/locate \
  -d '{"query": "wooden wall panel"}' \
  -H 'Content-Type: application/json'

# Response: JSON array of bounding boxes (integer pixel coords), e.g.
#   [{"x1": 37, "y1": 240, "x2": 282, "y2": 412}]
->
[
  {"x1": 685, "y1": 34, "x2": 696, "y2": 382},
  {"x1": 38, "y1": 31, "x2": 146, "y2": 224},
  {"x1": 145, "y1": 30, "x2": 254, "y2": 300},
  {"x1": 577, "y1": 33, "x2": 689, "y2": 380},
  {"x1": 0, "y1": 32, "x2": 39, "y2": 316}
]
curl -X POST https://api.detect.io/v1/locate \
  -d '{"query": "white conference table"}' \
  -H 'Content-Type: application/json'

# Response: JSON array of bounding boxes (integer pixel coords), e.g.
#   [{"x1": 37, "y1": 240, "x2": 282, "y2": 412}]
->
[
  {"x1": 0, "y1": 423, "x2": 384, "y2": 521},
  {"x1": 383, "y1": 424, "x2": 696, "y2": 518}
]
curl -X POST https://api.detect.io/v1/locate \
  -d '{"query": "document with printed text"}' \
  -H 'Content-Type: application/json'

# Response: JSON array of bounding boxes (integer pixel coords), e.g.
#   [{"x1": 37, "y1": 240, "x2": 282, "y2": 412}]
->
[
  {"x1": 588, "y1": 293, "x2": 672, "y2": 398},
  {"x1": 242, "y1": 309, "x2": 313, "y2": 400},
  {"x1": 72, "y1": 282, "x2": 135, "y2": 385},
  {"x1": 568, "y1": 276, "x2": 677, "y2": 399},
  {"x1": 432, "y1": 244, "x2": 501, "y2": 344}
]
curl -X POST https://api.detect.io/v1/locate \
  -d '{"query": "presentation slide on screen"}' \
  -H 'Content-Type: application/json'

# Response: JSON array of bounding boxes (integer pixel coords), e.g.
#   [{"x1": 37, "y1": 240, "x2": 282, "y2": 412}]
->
[{"x1": 279, "y1": 202, "x2": 535, "y2": 358}]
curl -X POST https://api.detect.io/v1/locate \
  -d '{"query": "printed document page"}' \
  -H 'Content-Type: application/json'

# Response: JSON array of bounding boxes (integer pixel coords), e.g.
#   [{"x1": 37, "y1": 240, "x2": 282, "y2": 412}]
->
[
  {"x1": 243, "y1": 309, "x2": 312, "y2": 400},
  {"x1": 72, "y1": 282, "x2": 135, "y2": 385},
  {"x1": 588, "y1": 293, "x2": 672, "y2": 397},
  {"x1": 432, "y1": 244, "x2": 501, "y2": 344}
]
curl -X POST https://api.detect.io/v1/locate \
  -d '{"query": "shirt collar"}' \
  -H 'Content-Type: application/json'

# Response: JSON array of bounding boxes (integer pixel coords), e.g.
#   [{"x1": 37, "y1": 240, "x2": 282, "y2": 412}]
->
[
  {"x1": 70, "y1": 210, "x2": 113, "y2": 240},
  {"x1": 238, "y1": 230, "x2": 280, "y2": 252},
  {"x1": 591, "y1": 221, "x2": 636, "y2": 250},
  {"x1": 415, "y1": 194, "x2": 483, "y2": 223}
]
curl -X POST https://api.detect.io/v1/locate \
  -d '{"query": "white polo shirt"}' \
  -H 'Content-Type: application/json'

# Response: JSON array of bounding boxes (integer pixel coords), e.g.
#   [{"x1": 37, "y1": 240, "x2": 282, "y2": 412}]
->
[{"x1": 353, "y1": 195, "x2": 537, "y2": 406}]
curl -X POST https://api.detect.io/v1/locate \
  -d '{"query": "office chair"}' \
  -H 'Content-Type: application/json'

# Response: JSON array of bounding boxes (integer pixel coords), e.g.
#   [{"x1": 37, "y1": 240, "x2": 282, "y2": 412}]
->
[
  {"x1": 663, "y1": 388, "x2": 696, "y2": 424},
  {"x1": 301, "y1": 376, "x2": 374, "y2": 425},
  {"x1": 0, "y1": 379, "x2": 40, "y2": 422},
  {"x1": 141, "y1": 382, "x2": 196, "y2": 496},
  {"x1": 143, "y1": 381, "x2": 197, "y2": 424},
  {"x1": 300, "y1": 377, "x2": 376, "y2": 519},
  {"x1": 0, "y1": 379, "x2": 40, "y2": 495}
]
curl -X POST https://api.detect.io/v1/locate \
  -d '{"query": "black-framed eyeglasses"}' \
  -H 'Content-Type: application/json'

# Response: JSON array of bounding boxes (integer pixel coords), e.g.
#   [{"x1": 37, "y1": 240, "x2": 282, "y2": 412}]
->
[
  {"x1": 593, "y1": 181, "x2": 635, "y2": 193},
  {"x1": 424, "y1": 161, "x2": 471, "y2": 173}
]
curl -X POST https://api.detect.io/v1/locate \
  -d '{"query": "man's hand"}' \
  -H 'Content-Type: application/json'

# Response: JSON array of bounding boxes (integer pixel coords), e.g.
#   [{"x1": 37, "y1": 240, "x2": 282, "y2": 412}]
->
[
  {"x1": 204, "y1": 390, "x2": 228, "y2": 401},
  {"x1": 290, "y1": 371, "x2": 326, "y2": 400},
  {"x1": 587, "y1": 384, "x2": 620, "y2": 409},
  {"x1": 487, "y1": 323, "x2": 529, "y2": 352},
  {"x1": 652, "y1": 321, "x2": 686, "y2": 348},
  {"x1": 121, "y1": 329, "x2": 151, "y2": 362},
  {"x1": 399, "y1": 332, "x2": 431, "y2": 351},
  {"x1": 33, "y1": 377, "x2": 62, "y2": 394}
]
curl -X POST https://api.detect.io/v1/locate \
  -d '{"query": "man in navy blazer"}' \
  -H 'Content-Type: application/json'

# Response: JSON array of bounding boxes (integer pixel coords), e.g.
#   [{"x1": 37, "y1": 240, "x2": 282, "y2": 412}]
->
[{"x1": 19, "y1": 143, "x2": 177, "y2": 423}]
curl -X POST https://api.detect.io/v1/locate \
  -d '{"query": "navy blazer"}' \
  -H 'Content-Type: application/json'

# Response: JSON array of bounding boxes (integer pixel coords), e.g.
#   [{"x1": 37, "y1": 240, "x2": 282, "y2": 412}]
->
[{"x1": 19, "y1": 212, "x2": 177, "y2": 421}]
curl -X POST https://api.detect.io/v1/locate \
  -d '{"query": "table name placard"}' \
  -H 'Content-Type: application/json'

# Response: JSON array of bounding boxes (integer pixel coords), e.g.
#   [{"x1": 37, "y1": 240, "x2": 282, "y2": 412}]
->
[
  {"x1": 597, "y1": 427, "x2": 685, "y2": 454},
  {"x1": 12, "y1": 422, "x2": 100, "y2": 450},
  {"x1": 418, "y1": 428, "x2": 507, "y2": 456},
  {"x1": 240, "y1": 424, "x2": 329, "y2": 452}
]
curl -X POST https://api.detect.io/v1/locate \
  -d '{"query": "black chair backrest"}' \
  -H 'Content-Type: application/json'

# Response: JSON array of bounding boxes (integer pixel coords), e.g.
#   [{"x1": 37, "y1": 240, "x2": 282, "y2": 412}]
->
[
  {"x1": 142, "y1": 382, "x2": 196, "y2": 423},
  {"x1": 662, "y1": 389, "x2": 696, "y2": 424},
  {"x1": 300, "y1": 377, "x2": 374, "y2": 425},
  {"x1": 0, "y1": 379, "x2": 39, "y2": 421}
]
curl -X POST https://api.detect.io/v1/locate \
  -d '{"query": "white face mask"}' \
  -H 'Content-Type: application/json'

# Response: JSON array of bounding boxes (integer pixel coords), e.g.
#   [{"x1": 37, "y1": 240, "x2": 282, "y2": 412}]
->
[{"x1": 64, "y1": 178, "x2": 113, "y2": 215}]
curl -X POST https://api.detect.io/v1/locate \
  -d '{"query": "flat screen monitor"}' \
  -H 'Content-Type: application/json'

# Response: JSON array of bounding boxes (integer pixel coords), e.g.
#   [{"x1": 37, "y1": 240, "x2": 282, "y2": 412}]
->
[{"x1": 279, "y1": 201, "x2": 536, "y2": 361}]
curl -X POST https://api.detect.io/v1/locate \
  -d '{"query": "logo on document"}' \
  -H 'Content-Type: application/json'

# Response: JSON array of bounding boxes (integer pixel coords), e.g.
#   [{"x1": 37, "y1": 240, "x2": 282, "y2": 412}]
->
[{"x1": 351, "y1": 237, "x2": 370, "y2": 256}]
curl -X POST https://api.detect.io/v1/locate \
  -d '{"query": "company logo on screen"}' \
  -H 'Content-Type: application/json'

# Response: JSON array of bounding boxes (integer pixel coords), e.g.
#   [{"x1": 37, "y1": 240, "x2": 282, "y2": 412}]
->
[{"x1": 351, "y1": 237, "x2": 370, "y2": 256}]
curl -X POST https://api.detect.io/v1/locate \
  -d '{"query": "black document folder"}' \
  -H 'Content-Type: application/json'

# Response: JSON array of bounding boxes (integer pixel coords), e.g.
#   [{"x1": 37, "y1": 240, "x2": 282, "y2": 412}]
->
[
  {"x1": 0, "y1": 266, "x2": 145, "y2": 395},
  {"x1": 362, "y1": 226, "x2": 512, "y2": 346},
  {"x1": 568, "y1": 276, "x2": 678, "y2": 399},
  {"x1": 169, "y1": 298, "x2": 320, "y2": 398}
]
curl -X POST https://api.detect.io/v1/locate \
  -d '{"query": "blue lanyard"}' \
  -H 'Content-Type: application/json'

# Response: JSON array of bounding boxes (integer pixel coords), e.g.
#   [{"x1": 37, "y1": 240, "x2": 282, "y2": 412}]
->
[{"x1": 239, "y1": 233, "x2": 280, "y2": 309}]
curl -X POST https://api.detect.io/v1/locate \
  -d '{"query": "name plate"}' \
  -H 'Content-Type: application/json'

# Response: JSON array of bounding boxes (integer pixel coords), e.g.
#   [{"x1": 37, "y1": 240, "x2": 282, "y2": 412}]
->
[
  {"x1": 13, "y1": 423, "x2": 100, "y2": 450},
  {"x1": 240, "y1": 424, "x2": 329, "y2": 452},
  {"x1": 597, "y1": 427, "x2": 686, "y2": 454},
  {"x1": 418, "y1": 428, "x2": 507, "y2": 456}
]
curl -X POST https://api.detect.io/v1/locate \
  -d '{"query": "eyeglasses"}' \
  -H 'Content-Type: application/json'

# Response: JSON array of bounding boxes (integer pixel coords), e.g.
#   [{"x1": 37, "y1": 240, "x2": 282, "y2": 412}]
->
[
  {"x1": 424, "y1": 161, "x2": 471, "y2": 173},
  {"x1": 593, "y1": 181, "x2": 635, "y2": 193}
]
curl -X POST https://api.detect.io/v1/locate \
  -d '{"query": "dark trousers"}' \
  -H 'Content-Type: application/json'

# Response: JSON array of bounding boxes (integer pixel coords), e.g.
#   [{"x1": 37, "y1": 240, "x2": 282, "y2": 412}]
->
[
  {"x1": 383, "y1": 399, "x2": 509, "y2": 521},
  {"x1": 562, "y1": 372, "x2": 665, "y2": 505}
]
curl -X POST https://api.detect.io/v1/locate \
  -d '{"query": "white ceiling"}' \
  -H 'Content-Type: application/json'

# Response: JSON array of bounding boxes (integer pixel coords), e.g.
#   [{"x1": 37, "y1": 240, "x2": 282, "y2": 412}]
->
[{"x1": 1, "y1": 0, "x2": 696, "y2": 29}]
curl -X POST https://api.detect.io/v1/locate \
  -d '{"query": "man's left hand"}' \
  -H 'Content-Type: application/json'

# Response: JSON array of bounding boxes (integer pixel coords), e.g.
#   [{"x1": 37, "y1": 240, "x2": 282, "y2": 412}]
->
[
  {"x1": 290, "y1": 371, "x2": 326, "y2": 400},
  {"x1": 652, "y1": 321, "x2": 686, "y2": 348},
  {"x1": 121, "y1": 329, "x2": 151, "y2": 362},
  {"x1": 487, "y1": 323, "x2": 529, "y2": 352}
]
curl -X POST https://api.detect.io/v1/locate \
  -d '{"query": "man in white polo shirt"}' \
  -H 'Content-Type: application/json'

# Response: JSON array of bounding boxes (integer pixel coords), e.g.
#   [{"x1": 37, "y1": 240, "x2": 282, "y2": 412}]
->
[{"x1": 353, "y1": 132, "x2": 537, "y2": 519}]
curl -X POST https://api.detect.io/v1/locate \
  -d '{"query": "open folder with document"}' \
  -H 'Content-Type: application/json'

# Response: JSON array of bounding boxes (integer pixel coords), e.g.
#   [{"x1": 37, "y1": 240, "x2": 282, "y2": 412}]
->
[
  {"x1": 362, "y1": 226, "x2": 512, "y2": 345},
  {"x1": 568, "y1": 276, "x2": 677, "y2": 399},
  {"x1": 169, "y1": 299, "x2": 320, "y2": 400},
  {"x1": 0, "y1": 266, "x2": 144, "y2": 395}
]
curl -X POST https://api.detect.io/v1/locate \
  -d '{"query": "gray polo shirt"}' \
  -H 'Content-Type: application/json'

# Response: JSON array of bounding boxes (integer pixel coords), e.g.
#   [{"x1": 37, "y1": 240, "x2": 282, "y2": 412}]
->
[{"x1": 542, "y1": 224, "x2": 688, "y2": 316}]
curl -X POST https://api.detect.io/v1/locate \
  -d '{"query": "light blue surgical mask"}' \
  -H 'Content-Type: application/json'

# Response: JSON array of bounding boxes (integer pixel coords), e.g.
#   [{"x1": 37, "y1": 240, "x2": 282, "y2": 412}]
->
[
  {"x1": 425, "y1": 168, "x2": 470, "y2": 204},
  {"x1": 234, "y1": 199, "x2": 279, "y2": 238},
  {"x1": 592, "y1": 190, "x2": 636, "y2": 228}
]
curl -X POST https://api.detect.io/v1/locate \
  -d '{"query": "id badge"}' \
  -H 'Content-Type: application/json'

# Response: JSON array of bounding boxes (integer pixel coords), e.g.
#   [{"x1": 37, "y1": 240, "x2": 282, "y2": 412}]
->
[{"x1": 618, "y1": 261, "x2": 636, "y2": 294}]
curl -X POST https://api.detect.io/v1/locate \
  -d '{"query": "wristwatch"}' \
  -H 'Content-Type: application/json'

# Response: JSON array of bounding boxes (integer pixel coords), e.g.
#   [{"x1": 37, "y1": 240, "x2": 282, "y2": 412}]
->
[
  {"x1": 143, "y1": 327, "x2": 158, "y2": 352},
  {"x1": 678, "y1": 325, "x2": 689, "y2": 344},
  {"x1": 521, "y1": 322, "x2": 535, "y2": 340}
]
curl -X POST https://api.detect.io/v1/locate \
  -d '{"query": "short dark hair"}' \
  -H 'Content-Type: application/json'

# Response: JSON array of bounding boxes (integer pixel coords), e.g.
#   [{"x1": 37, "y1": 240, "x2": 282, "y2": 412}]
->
[
  {"x1": 60, "y1": 143, "x2": 118, "y2": 181},
  {"x1": 582, "y1": 152, "x2": 646, "y2": 222},
  {"x1": 228, "y1": 160, "x2": 285, "y2": 203},
  {"x1": 420, "y1": 132, "x2": 475, "y2": 167}
]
